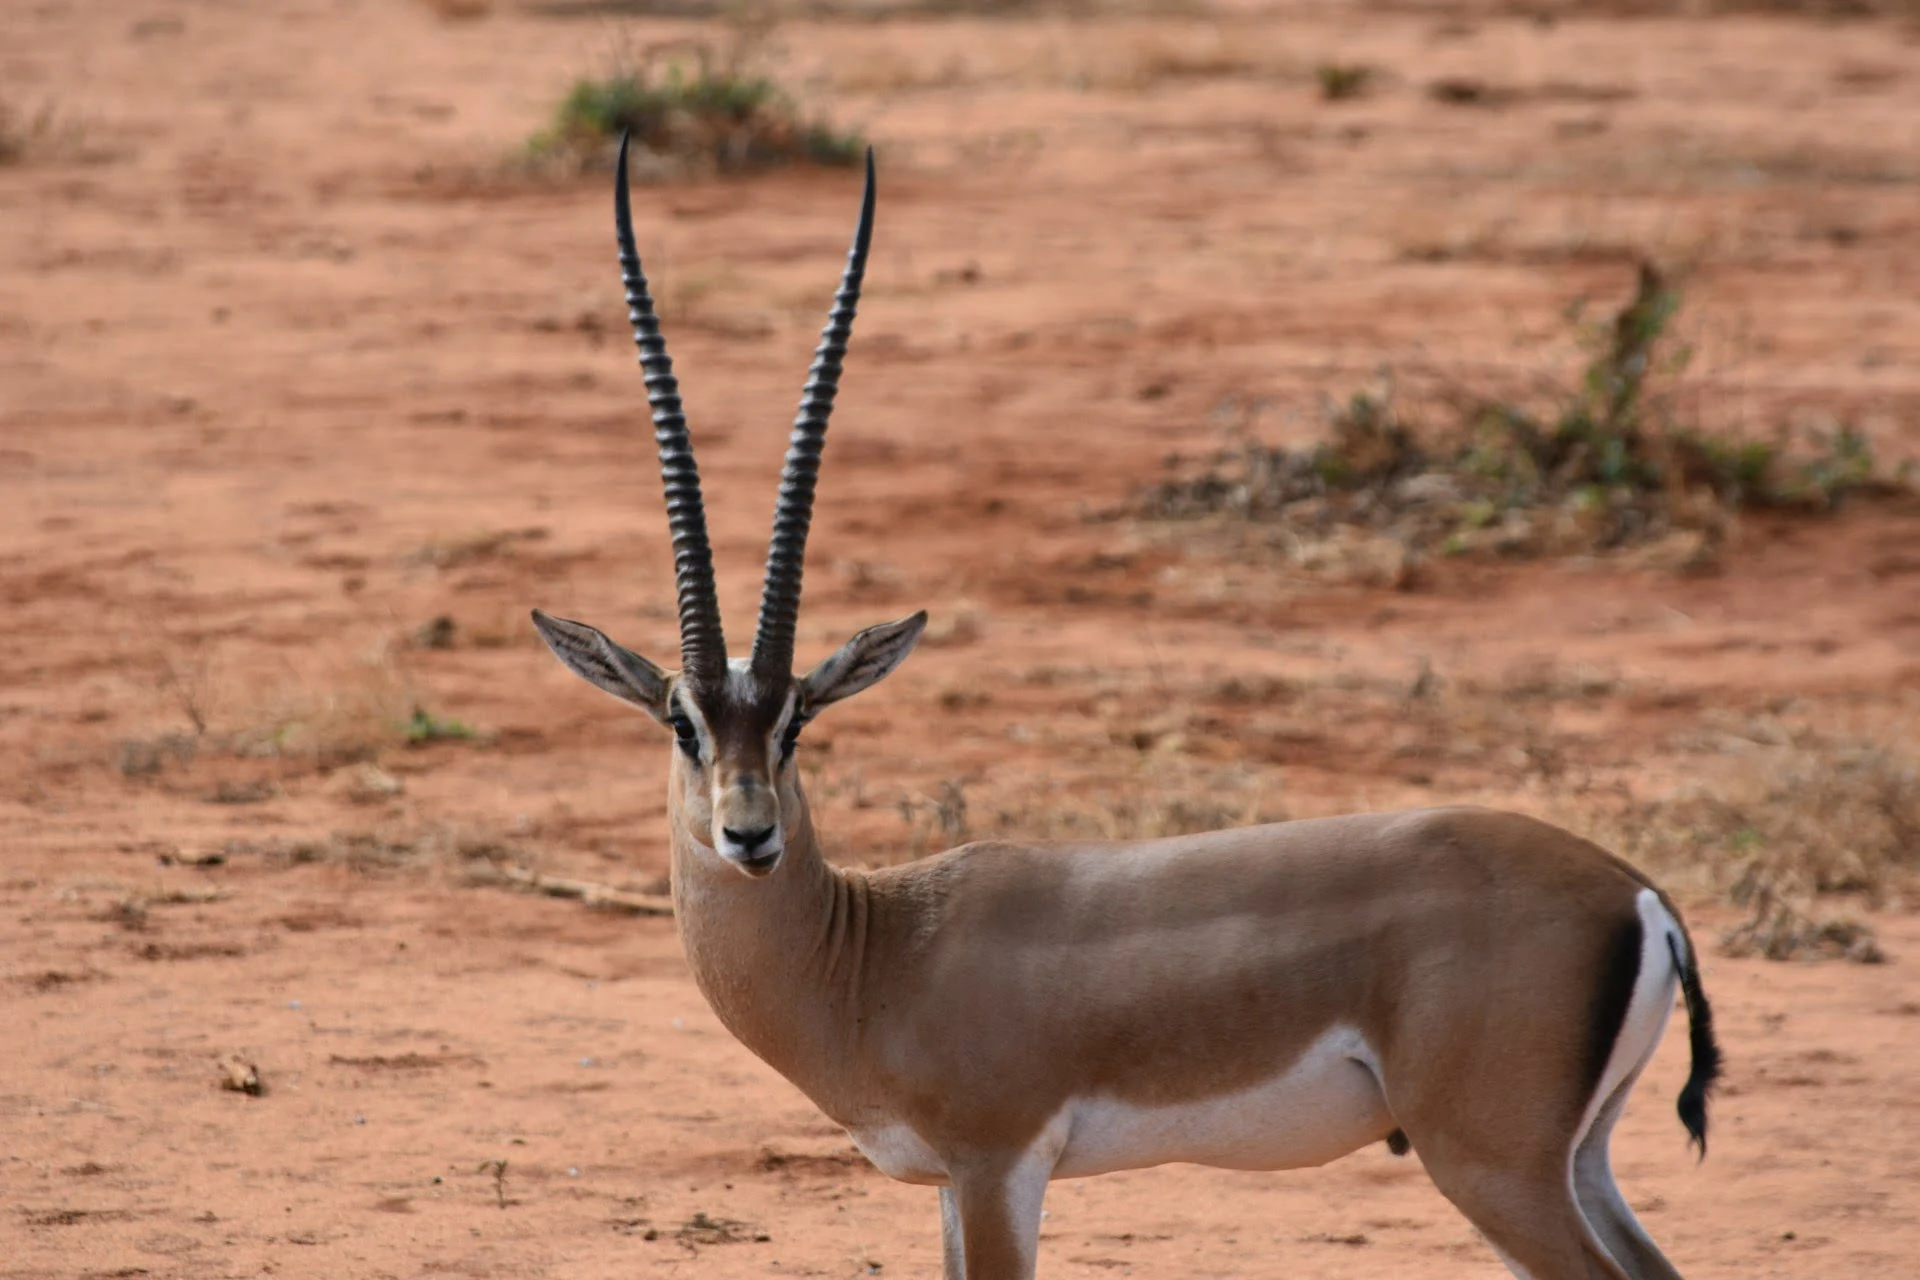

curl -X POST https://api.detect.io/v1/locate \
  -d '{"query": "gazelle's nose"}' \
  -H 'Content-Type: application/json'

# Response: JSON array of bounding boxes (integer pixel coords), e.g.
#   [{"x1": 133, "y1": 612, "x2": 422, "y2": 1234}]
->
[
  {"x1": 723, "y1": 825, "x2": 777, "y2": 853},
  {"x1": 716, "y1": 821, "x2": 784, "y2": 876}
]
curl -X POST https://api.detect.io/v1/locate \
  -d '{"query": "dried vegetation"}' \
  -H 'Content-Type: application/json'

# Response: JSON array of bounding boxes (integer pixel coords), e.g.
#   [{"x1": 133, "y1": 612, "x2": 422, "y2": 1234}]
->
[
  {"x1": 525, "y1": 20, "x2": 862, "y2": 180},
  {"x1": 118, "y1": 636, "x2": 486, "y2": 785},
  {"x1": 1573, "y1": 718, "x2": 1920, "y2": 962},
  {"x1": 1638, "y1": 730, "x2": 1919, "y2": 903},
  {"x1": 1139, "y1": 265, "x2": 1912, "y2": 576},
  {"x1": 894, "y1": 769, "x2": 1284, "y2": 856},
  {"x1": 0, "y1": 97, "x2": 91, "y2": 166}
]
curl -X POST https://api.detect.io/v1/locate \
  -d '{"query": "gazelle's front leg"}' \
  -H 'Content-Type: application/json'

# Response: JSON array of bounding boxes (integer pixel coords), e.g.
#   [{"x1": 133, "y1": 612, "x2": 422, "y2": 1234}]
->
[
  {"x1": 939, "y1": 1186, "x2": 965, "y2": 1279},
  {"x1": 942, "y1": 1154, "x2": 1051, "y2": 1280}
]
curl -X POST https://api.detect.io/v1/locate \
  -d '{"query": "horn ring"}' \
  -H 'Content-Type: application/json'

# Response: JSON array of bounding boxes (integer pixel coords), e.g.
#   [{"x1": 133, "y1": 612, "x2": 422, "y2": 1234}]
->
[
  {"x1": 751, "y1": 148, "x2": 877, "y2": 679},
  {"x1": 615, "y1": 130, "x2": 728, "y2": 683}
]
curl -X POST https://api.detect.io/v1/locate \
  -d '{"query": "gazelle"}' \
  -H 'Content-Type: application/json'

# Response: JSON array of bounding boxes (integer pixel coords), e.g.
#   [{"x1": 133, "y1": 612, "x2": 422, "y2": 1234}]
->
[{"x1": 531, "y1": 135, "x2": 1722, "y2": 1280}]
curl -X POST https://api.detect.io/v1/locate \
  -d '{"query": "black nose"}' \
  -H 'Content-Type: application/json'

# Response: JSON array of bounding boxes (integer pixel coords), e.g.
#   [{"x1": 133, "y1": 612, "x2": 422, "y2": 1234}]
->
[{"x1": 723, "y1": 826, "x2": 777, "y2": 853}]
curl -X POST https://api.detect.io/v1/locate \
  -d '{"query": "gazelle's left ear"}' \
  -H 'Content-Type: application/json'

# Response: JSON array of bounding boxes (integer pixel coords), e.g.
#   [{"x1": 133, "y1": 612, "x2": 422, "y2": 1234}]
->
[
  {"x1": 530, "y1": 609, "x2": 672, "y2": 722},
  {"x1": 799, "y1": 612, "x2": 928, "y2": 711}
]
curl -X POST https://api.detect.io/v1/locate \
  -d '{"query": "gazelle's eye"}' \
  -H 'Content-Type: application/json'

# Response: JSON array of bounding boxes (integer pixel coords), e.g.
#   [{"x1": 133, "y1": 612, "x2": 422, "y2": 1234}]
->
[
  {"x1": 668, "y1": 713, "x2": 700, "y2": 760},
  {"x1": 779, "y1": 715, "x2": 806, "y2": 762}
]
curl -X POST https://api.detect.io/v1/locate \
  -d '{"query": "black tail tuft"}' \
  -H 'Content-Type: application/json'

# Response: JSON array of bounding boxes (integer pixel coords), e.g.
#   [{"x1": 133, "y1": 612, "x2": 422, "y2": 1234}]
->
[{"x1": 1666, "y1": 932, "x2": 1722, "y2": 1159}]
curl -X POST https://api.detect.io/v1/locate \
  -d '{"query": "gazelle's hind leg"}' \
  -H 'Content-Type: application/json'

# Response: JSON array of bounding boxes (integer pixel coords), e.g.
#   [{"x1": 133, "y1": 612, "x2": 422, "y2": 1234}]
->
[
  {"x1": 1419, "y1": 1148, "x2": 1631, "y2": 1280},
  {"x1": 1404, "y1": 892, "x2": 1687, "y2": 1279},
  {"x1": 1569, "y1": 892, "x2": 1690, "y2": 1280},
  {"x1": 1571, "y1": 1070, "x2": 1685, "y2": 1279}
]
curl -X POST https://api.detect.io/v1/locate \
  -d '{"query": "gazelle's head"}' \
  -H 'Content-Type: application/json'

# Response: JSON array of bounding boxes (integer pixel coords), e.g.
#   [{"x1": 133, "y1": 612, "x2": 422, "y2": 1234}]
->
[{"x1": 532, "y1": 135, "x2": 924, "y2": 878}]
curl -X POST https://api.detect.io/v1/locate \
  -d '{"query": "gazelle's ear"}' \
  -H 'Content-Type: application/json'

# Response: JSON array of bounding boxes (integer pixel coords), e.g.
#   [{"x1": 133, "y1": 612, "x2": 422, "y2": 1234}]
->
[
  {"x1": 799, "y1": 612, "x2": 927, "y2": 711},
  {"x1": 530, "y1": 609, "x2": 671, "y2": 722}
]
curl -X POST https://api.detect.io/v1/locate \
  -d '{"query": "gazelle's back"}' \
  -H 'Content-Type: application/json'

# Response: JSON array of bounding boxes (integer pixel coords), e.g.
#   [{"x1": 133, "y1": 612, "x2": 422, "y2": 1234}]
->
[{"x1": 876, "y1": 806, "x2": 1648, "y2": 961}]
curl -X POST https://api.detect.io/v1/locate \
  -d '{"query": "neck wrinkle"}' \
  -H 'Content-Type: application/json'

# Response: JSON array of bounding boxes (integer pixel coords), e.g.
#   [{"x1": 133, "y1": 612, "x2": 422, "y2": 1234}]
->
[{"x1": 779, "y1": 807, "x2": 871, "y2": 1023}]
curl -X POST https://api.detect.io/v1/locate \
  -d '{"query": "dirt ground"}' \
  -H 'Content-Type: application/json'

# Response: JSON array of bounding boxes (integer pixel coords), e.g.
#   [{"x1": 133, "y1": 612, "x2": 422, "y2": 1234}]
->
[{"x1": 5, "y1": 1, "x2": 1920, "y2": 1276}]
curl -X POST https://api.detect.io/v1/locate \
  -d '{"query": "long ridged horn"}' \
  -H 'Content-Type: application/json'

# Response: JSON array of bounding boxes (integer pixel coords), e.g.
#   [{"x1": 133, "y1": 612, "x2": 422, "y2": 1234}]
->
[
  {"x1": 615, "y1": 131, "x2": 727, "y2": 684},
  {"x1": 751, "y1": 148, "x2": 876, "y2": 680}
]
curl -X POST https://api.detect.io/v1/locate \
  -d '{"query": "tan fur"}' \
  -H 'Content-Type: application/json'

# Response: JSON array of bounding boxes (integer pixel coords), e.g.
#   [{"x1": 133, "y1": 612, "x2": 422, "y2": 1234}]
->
[{"x1": 676, "y1": 779, "x2": 1627, "y2": 1143}]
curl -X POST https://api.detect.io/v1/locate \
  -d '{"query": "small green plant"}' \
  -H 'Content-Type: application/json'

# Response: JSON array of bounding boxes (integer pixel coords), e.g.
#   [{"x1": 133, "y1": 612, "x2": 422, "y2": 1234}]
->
[
  {"x1": 1316, "y1": 63, "x2": 1373, "y2": 101},
  {"x1": 528, "y1": 40, "x2": 862, "y2": 179},
  {"x1": 0, "y1": 101, "x2": 30, "y2": 165},
  {"x1": 404, "y1": 707, "x2": 477, "y2": 745},
  {"x1": 0, "y1": 98, "x2": 74, "y2": 166}
]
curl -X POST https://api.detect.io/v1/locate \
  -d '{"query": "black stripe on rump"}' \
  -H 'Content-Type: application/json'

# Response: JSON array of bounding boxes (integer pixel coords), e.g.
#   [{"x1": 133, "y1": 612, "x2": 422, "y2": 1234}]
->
[{"x1": 1585, "y1": 913, "x2": 1644, "y2": 1101}]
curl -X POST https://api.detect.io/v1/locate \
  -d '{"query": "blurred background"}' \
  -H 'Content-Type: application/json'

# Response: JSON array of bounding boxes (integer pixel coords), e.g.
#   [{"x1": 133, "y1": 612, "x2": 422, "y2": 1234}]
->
[{"x1": 4, "y1": 0, "x2": 1918, "y2": 1275}]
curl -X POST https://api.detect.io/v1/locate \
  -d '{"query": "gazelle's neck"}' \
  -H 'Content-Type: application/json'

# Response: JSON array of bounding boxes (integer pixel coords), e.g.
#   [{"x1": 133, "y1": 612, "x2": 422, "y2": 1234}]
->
[{"x1": 668, "y1": 787, "x2": 872, "y2": 1115}]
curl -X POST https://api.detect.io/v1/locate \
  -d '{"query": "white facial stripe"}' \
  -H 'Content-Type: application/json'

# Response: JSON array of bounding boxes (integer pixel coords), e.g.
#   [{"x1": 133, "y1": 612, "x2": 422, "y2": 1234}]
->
[
  {"x1": 767, "y1": 690, "x2": 800, "y2": 764},
  {"x1": 673, "y1": 686, "x2": 714, "y2": 761}
]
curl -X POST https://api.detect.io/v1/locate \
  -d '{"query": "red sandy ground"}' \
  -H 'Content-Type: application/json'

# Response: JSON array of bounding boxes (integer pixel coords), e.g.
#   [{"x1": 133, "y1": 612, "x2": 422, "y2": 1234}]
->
[{"x1": 4, "y1": 1, "x2": 1919, "y2": 1276}]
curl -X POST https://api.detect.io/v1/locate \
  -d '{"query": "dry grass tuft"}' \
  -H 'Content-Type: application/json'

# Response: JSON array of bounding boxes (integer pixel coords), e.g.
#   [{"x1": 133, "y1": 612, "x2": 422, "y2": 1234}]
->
[
  {"x1": 1604, "y1": 728, "x2": 1920, "y2": 904},
  {"x1": 227, "y1": 645, "x2": 418, "y2": 768},
  {"x1": 895, "y1": 769, "x2": 1283, "y2": 856},
  {"x1": 403, "y1": 527, "x2": 547, "y2": 572},
  {"x1": 1562, "y1": 720, "x2": 1918, "y2": 962},
  {"x1": 416, "y1": 0, "x2": 490, "y2": 18},
  {"x1": 207, "y1": 822, "x2": 521, "y2": 875},
  {"x1": 1391, "y1": 662, "x2": 1601, "y2": 784},
  {"x1": 1316, "y1": 63, "x2": 1374, "y2": 101},
  {"x1": 0, "y1": 98, "x2": 91, "y2": 166},
  {"x1": 1722, "y1": 872, "x2": 1885, "y2": 964},
  {"x1": 121, "y1": 633, "x2": 484, "y2": 778},
  {"x1": 0, "y1": 99, "x2": 47, "y2": 165},
  {"x1": 1567, "y1": 0, "x2": 1920, "y2": 17}
]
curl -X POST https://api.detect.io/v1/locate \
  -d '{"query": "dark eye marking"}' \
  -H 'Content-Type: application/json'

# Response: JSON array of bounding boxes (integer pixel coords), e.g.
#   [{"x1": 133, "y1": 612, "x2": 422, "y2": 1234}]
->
[
  {"x1": 668, "y1": 706, "x2": 700, "y2": 760},
  {"x1": 779, "y1": 711, "x2": 808, "y2": 760}
]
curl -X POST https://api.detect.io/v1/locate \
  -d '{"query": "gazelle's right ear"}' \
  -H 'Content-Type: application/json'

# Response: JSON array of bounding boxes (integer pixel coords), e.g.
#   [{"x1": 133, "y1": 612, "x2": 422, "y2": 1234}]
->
[
  {"x1": 799, "y1": 612, "x2": 928, "y2": 711},
  {"x1": 530, "y1": 609, "x2": 671, "y2": 722}
]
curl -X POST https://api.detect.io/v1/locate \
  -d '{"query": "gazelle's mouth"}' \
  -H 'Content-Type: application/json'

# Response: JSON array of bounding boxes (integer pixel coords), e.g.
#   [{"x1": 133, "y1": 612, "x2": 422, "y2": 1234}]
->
[
  {"x1": 727, "y1": 846, "x2": 784, "y2": 876},
  {"x1": 716, "y1": 817, "x2": 784, "y2": 870}
]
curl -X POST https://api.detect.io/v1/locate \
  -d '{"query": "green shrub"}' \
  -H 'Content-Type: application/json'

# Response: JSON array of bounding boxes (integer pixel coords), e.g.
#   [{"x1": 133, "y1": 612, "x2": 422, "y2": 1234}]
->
[
  {"x1": 1140, "y1": 263, "x2": 1912, "y2": 565},
  {"x1": 529, "y1": 43, "x2": 862, "y2": 179}
]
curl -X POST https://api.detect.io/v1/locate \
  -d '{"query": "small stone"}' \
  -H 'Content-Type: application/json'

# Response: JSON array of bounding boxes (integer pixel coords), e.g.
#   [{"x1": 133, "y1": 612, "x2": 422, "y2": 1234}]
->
[
  {"x1": 324, "y1": 762, "x2": 404, "y2": 805},
  {"x1": 218, "y1": 1054, "x2": 263, "y2": 1096}
]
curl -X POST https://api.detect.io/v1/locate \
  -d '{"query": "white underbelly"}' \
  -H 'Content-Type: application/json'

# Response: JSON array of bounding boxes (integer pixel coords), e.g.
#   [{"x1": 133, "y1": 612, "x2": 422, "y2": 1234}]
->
[
  {"x1": 848, "y1": 1121, "x2": 948, "y2": 1185},
  {"x1": 1056, "y1": 1024, "x2": 1391, "y2": 1176},
  {"x1": 848, "y1": 1025, "x2": 1392, "y2": 1185}
]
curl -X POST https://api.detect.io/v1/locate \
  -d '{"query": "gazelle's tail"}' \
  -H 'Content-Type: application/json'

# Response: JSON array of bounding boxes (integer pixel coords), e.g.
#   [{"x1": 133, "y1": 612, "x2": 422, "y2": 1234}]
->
[{"x1": 1665, "y1": 931, "x2": 1722, "y2": 1157}]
